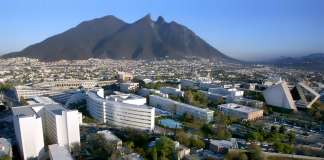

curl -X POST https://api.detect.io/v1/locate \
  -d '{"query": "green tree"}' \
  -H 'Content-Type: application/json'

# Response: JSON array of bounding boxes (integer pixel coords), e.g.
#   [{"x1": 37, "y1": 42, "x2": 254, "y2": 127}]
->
[
  {"x1": 190, "y1": 135, "x2": 205, "y2": 149},
  {"x1": 151, "y1": 147, "x2": 158, "y2": 160},
  {"x1": 287, "y1": 131, "x2": 296, "y2": 144},
  {"x1": 175, "y1": 130, "x2": 190, "y2": 146},
  {"x1": 248, "y1": 143, "x2": 265, "y2": 160},
  {"x1": 155, "y1": 136, "x2": 176, "y2": 160}
]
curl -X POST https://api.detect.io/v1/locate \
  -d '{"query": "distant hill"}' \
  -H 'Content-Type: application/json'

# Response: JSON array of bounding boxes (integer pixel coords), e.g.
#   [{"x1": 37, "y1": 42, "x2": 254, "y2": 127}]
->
[
  {"x1": 2, "y1": 15, "x2": 235, "y2": 62},
  {"x1": 264, "y1": 53, "x2": 324, "y2": 72}
]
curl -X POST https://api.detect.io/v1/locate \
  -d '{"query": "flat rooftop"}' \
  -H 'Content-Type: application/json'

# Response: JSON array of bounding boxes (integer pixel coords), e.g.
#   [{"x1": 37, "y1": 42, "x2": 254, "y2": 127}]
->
[
  {"x1": 45, "y1": 104, "x2": 68, "y2": 115},
  {"x1": 97, "y1": 130, "x2": 121, "y2": 142},
  {"x1": 12, "y1": 106, "x2": 37, "y2": 117},
  {"x1": 219, "y1": 103, "x2": 261, "y2": 113},
  {"x1": 48, "y1": 144, "x2": 73, "y2": 160}
]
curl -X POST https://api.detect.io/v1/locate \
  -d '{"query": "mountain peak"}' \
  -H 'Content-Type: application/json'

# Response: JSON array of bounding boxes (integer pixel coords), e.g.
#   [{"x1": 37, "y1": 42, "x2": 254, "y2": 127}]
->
[
  {"x1": 156, "y1": 16, "x2": 166, "y2": 24},
  {"x1": 139, "y1": 14, "x2": 152, "y2": 22},
  {"x1": 2, "y1": 15, "x2": 233, "y2": 62}
]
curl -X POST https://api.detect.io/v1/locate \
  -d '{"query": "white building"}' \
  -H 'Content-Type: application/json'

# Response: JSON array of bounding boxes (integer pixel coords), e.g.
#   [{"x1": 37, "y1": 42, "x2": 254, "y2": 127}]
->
[
  {"x1": 97, "y1": 130, "x2": 122, "y2": 149},
  {"x1": 117, "y1": 72, "x2": 133, "y2": 82},
  {"x1": 12, "y1": 106, "x2": 46, "y2": 160},
  {"x1": 120, "y1": 82, "x2": 139, "y2": 93},
  {"x1": 12, "y1": 97, "x2": 81, "y2": 160},
  {"x1": 160, "y1": 86, "x2": 184, "y2": 97},
  {"x1": 48, "y1": 144, "x2": 73, "y2": 160},
  {"x1": 149, "y1": 95, "x2": 214, "y2": 122},
  {"x1": 86, "y1": 90, "x2": 155, "y2": 130},
  {"x1": 263, "y1": 81, "x2": 297, "y2": 110},
  {"x1": 208, "y1": 88, "x2": 244, "y2": 99},
  {"x1": 218, "y1": 103, "x2": 263, "y2": 121}
]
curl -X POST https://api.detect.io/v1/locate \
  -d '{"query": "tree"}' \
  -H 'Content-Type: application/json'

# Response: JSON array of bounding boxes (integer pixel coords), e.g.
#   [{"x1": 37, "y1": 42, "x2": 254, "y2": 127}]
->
[
  {"x1": 225, "y1": 150, "x2": 248, "y2": 160},
  {"x1": 87, "y1": 134, "x2": 118, "y2": 159},
  {"x1": 175, "y1": 130, "x2": 190, "y2": 146},
  {"x1": 215, "y1": 125, "x2": 232, "y2": 140},
  {"x1": 248, "y1": 143, "x2": 265, "y2": 160},
  {"x1": 151, "y1": 147, "x2": 158, "y2": 160},
  {"x1": 287, "y1": 131, "x2": 296, "y2": 144},
  {"x1": 184, "y1": 90, "x2": 194, "y2": 104},
  {"x1": 155, "y1": 136, "x2": 176, "y2": 160},
  {"x1": 190, "y1": 135, "x2": 205, "y2": 149},
  {"x1": 279, "y1": 125, "x2": 286, "y2": 134}
]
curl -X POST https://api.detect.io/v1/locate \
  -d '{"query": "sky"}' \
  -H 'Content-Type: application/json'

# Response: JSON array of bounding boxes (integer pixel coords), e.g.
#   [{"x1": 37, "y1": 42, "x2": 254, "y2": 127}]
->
[{"x1": 0, "y1": 0, "x2": 324, "y2": 61}]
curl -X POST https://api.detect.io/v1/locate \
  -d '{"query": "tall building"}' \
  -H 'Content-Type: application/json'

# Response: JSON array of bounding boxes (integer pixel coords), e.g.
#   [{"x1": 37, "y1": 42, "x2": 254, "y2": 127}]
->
[
  {"x1": 86, "y1": 89, "x2": 155, "y2": 130},
  {"x1": 263, "y1": 81, "x2": 320, "y2": 110},
  {"x1": 263, "y1": 81, "x2": 297, "y2": 110},
  {"x1": 12, "y1": 97, "x2": 81, "y2": 160}
]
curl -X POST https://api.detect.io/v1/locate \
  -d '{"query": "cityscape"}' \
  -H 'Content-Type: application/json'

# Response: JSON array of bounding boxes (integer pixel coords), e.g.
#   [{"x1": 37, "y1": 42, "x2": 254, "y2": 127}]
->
[{"x1": 1, "y1": 1, "x2": 324, "y2": 160}]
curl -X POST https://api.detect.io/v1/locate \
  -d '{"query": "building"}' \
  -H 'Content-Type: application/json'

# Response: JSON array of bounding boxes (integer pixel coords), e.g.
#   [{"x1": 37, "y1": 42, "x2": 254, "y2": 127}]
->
[
  {"x1": 321, "y1": 92, "x2": 324, "y2": 103},
  {"x1": 180, "y1": 79, "x2": 198, "y2": 89},
  {"x1": 120, "y1": 82, "x2": 139, "y2": 93},
  {"x1": 12, "y1": 106, "x2": 45, "y2": 160},
  {"x1": 149, "y1": 95, "x2": 214, "y2": 122},
  {"x1": 218, "y1": 103, "x2": 263, "y2": 121},
  {"x1": 226, "y1": 97, "x2": 264, "y2": 108},
  {"x1": 15, "y1": 80, "x2": 115, "y2": 100},
  {"x1": 160, "y1": 86, "x2": 184, "y2": 97},
  {"x1": 49, "y1": 90, "x2": 85, "y2": 106},
  {"x1": 12, "y1": 97, "x2": 81, "y2": 160},
  {"x1": 0, "y1": 138, "x2": 12, "y2": 158},
  {"x1": 208, "y1": 88, "x2": 244, "y2": 99},
  {"x1": 117, "y1": 72, "x2": 133, "y2": 82},
  {"x1": 292, "y1": 82, "x2": 320, "y2": 108},
  {"x1": 263, "y1": 81, "x2": 297, "y2": 110},
  {"x1": 86, "y1": 89, "x2": 155, "y2": 130},
  {"x1": 48, "y1": 144, "x2": 73, "y2": 160},
  {"x1": 15, "y1": 85, "x2": 62, "y2": 100},
  {"x1": 97, "y1": 130, "x2": 122, "y2": 149},
  {"x1": 209, "y1": 139, "x2": 238, "y2": 153},
  {"x1": 137, "y1": 88, "x2": 167, "y2": 97}
]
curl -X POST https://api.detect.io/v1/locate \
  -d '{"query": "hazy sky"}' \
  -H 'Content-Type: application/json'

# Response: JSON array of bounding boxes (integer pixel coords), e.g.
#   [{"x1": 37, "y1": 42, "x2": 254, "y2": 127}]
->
[{"x1": 1, "y1": 0, "x2": 324, "y2": 60}]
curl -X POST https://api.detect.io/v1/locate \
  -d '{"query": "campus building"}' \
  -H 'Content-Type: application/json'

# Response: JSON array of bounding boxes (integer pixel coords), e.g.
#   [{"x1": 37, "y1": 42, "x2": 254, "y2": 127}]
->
[
  {"x1": 86, "y1": 89, "x2": 155, "y2": 130},
  {"x1": 218, "y1": 103, "x2": 263, "y2": 121},
  {"x1": 11, "y1": 97, "x2": 81, "y2": 160},
  {"x1": 149, "y1": 95, "x2": 214, "y2": 122}
]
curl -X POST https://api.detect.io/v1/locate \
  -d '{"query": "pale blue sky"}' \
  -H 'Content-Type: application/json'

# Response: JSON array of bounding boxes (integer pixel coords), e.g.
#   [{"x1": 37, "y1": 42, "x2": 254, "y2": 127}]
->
[{"x1": 1, "y1": 0, "x2": 324, "y2": 60}]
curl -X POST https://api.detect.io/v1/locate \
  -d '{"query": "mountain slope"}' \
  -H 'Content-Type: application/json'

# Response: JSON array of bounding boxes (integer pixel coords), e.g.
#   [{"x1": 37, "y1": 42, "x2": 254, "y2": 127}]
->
[
  {"x1": 2, "y1": 15, "x2": 233, "y2": 61},
  {"x1": 266, "y1": 53, "x2": 324, "y2": 72}
]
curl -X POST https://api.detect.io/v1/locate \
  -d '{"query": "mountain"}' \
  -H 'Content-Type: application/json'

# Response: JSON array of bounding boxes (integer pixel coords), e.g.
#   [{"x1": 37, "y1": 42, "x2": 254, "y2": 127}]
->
[
  {"x1": 2, "y1": 15, "x2": 233, "y2": 62},
  {"x1": 265, "y1": 53, "x2": 324, "y2": 72}
]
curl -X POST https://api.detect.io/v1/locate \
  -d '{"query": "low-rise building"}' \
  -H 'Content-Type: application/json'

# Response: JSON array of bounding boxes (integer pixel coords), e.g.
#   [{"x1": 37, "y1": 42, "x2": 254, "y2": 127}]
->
[
  {"x1": 218, "y1": 103, "x2": 263, "y2": 121},
  {"x1": 226, "y1": 97, "x2": 264, "y2": 108},
  {"x1": 209, "y1": 139, "x2": 238, "y2": 153},
  {"x1": 120, "y1": 82, "x2": 139, "y2": 93},
  {"x1": 97, "y1": 130, "x2": 122, "y2": 149},
  {"x1": 48, "y1": 144, "x2": 73, "y2": 160},
  {"x1": 149, "y1": 95, "x2": 214, "y2": 122},
  {"x1": 117, "y1": 72, "x2": 133, "y2": 82},
  {"x1": 160, "y1": 86, "x2": 184, "y2": 97}
]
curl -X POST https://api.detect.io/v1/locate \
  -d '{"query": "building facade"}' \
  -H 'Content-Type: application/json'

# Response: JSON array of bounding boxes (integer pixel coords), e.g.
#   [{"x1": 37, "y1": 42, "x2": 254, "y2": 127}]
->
[
  {"x1": 149, "y1": 95, "x2": 214, "y2": 122},
  {"x1": 218, "y1": 103, "x2": 263, "y2": 121},
  {"x1": 12, "y1": 97, "x2": 81, "y2": 160},
  {"x1": 86, "y1": 91, "x2": 155, "y2": 130}
]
